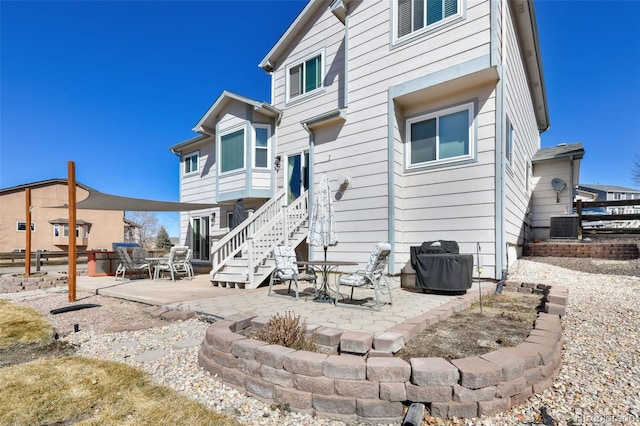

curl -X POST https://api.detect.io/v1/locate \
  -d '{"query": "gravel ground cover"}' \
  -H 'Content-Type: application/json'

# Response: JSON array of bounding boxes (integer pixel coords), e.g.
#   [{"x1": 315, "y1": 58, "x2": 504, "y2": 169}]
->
[{"x1": 1, "y1": 254, "x2": 639, "y2": 425}]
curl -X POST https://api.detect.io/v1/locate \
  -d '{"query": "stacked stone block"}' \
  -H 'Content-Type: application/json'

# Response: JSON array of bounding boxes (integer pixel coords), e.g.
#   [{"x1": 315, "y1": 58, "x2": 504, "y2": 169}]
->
[
  {"x1": 0, "y1": 272, "x2": 69, "y2": 293},
  {"x1": 524, "y1": 242, "x2": 639, "y2": 259},
  {"x1": 197, "y1": 286, "x2": 568, "y2": 421}
]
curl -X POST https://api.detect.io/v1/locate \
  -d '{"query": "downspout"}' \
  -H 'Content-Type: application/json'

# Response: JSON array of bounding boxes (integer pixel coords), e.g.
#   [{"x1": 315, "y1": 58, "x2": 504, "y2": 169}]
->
[
  {"x1": 493, "y1": 0, "x2": 506, "y2": 280},
  {"x1": 387, "y1": 90, "x2": 395, "y2": 275},
  {"x1": 302, "y1": 122, "x2": 315, "y2": 261},
  {"x1": 569, "y1": 155, "x2": 575, "y2": 214}
]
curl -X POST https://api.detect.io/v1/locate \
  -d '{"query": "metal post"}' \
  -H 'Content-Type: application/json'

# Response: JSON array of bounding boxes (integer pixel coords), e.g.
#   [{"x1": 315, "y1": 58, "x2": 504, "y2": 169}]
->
[{"x1": 36, "y1": 250, "x2": 42, "y2": 272}]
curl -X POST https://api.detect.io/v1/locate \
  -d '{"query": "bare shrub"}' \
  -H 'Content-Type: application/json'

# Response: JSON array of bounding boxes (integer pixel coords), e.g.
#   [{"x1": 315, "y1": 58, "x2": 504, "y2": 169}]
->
[{"x1": 253, "y1": 311, "x2": 316, "y2": 352}]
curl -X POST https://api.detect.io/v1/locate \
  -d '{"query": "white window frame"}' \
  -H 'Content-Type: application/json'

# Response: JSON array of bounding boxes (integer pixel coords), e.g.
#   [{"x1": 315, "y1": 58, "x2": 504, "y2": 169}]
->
[
  {"x1": 218, "y1": 126, "x2": 246, "y2": 175},
  {"x1": 405, "y1": 101, "x2": 475, "y2": 169},
  {"x1": 183, "y1": 151, "x2": 199, "y2": 175},
  {"x1": 17, "y1": 222, "x2": 35, "y2": 232},
  {"x1": 285, "y1": 49, "x2": 325, "y2": 103},
  {"x1": 505, "y1": 117, "x2": 514, "y2": 166},
  {"x1": 393, "y1": 0, "x2": 464, "y2": 45},
  {"x1": 253, "y1": 125, "x2": 271, "y2": 169}
]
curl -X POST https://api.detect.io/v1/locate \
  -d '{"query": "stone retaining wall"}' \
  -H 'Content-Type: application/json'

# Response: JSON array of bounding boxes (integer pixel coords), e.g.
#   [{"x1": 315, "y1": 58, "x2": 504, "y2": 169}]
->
[
  {"x1": 524, "y1": 242, "x2": 639, "y2": 260},
  {"x1": 0, "y1": 272, "x2": 69, "y2": 294},
  {"x1": 198, "y1": 283, "x2": 568, "y2": 422}
]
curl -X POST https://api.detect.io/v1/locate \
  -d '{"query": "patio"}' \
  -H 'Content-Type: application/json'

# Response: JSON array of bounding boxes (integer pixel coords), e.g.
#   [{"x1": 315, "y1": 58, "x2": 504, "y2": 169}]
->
[{"x1": 75, "y1": 273, "x2": 494, "y2": 334}]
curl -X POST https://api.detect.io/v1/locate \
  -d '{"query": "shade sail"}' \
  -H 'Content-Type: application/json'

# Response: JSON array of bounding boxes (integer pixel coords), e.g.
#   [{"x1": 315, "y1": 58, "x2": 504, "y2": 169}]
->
[{"x1": 54, "y1": 189, "x2": 218, "y2": 211}]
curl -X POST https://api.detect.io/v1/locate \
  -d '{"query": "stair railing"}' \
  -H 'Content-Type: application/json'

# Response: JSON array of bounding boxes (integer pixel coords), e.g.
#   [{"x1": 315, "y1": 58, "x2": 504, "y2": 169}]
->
[
  {"x1": 246, "y1": 191, "x2": 309, "y2": 284},
  {"x1": 209, "y1": 189, "x2": 309, "y2": 282}
]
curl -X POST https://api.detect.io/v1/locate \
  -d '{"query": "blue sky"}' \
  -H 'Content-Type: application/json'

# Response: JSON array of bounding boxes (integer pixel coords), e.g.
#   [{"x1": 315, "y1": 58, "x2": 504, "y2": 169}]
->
[{"x1": 2, "y1": 0, "x2": 639, "y2": 237}]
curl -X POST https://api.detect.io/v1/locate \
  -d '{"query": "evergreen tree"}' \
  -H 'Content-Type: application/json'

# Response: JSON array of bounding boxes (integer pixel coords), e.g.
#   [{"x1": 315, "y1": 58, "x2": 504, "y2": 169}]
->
[{"x1": 156, "y1": 226, "x2": 172, "y2": 250}]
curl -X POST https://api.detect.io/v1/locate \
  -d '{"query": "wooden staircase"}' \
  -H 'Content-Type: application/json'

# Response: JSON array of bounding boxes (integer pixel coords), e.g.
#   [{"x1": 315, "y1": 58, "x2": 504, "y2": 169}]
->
[{"x1": 209, "y1": 190, "x2": 309, "y2": 289}]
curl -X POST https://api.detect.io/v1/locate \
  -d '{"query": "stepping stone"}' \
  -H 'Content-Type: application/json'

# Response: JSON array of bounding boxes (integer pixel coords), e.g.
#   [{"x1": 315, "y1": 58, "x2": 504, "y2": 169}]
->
[
  {"x1": 110, "y1": 341, "x2": 141, "y2": 350},
  {"x1": 133, "y1": 349, "x2": 168, "y2": 362},
  {"x1": 173, "y1": 338, "x2": 202, "y2": 349}
]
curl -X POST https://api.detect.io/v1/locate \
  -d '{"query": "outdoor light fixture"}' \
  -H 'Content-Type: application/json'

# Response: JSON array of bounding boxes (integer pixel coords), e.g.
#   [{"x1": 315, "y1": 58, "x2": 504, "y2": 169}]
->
[{"x1": 274, "y1": 155, "x2": 281, "y2": 171}]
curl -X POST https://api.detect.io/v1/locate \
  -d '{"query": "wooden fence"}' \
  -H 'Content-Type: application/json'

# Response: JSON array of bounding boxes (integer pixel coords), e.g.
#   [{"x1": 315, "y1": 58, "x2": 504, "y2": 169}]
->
[
  {"x1": 0, "y1": 251, "x2": 88, "y2": 269},
  {"x1": 574, "y1": 199, "x2": 640, "y2": 235}
]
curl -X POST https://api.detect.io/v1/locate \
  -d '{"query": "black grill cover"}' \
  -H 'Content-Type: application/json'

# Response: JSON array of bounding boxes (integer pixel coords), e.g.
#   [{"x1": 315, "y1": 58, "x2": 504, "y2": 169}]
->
[{"x1": 410, "y1": 241, "x2": 473, "y2": 292}]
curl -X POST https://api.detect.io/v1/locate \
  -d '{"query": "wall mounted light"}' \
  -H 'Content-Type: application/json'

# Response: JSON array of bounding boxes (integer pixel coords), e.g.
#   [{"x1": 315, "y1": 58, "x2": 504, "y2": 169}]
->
[{"x1": 274, "y1": 155, "x2": 281, "y2": 171}]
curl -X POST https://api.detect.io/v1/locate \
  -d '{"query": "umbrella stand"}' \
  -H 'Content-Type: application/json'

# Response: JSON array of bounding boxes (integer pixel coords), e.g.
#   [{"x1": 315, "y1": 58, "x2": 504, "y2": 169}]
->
[{"x1": 313, "y1": 246, "x2": 332, "y2": 303}]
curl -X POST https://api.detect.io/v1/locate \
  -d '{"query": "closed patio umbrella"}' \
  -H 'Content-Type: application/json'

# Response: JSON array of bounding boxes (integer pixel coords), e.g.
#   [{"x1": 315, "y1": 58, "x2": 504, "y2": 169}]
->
[{"x1": 308, "y1": 173, "x2": 338, "y2": 261}]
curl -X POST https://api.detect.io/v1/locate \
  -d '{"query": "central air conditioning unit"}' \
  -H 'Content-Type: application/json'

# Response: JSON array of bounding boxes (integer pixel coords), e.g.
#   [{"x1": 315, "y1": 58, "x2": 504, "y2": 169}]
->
[{"x1": 549, "y1": 214, "x2": 579, "y2": 239}]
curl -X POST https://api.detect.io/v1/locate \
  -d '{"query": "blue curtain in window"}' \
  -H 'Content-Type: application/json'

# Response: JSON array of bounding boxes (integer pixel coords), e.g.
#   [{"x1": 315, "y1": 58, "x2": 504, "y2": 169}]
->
[
  {"x1": 427, "y1": 0, "x2": 443, "y2": 25},
  {"x1": 439, "y1": 110, "x2": 468, "y2": 159},
  {"x1": 221, "y1": 129, "x2": 244, "y2": 173},
  {"x1": 305, "y1": 56, "x2": 321, "y2": 93},
  {"x1": 411, "y1": 118, "x2": 437, "y2": 164}
]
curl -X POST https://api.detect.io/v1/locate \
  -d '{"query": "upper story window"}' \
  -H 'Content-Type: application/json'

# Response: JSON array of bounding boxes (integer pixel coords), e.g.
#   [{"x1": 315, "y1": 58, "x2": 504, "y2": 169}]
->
[
  {"x1": 184, "y1": 152, "x2": 199, "y2": 174},
  {"x1": 406, "y1": 101, "x2": 475, "y2": 169},
  {"x1": 395, "y1": 0, "x2": 463, "y2": 42},
  {"x1": 286, "y1": 50, "x2": 323, "y2": 102},
  {"x1": 17, "y1": 222, "x2": 35, "y2": 232},
  {"x1": 220, "y1": 128, "x2": 245, "y2": 173},
  {"x1": 253, "y1": 125, "x2": 271, "y2": 169}
]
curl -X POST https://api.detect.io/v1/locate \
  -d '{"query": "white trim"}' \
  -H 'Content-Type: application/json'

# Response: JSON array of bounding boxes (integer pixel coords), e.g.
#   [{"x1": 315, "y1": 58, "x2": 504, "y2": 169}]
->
[
  {"x1": 252, "y1": 124, "x2": 272, "y2": 170},
  {"x1": 405, "y1": 101, "x2": 475, "y2": 169},
  {"x1": 285, "y1": 49, "x2": 325, "y2": 104},
  {"x1": 218, "y1": 125, "x2": 247, "y2": 175},
  {"x1": 183, "y1": 151, "x2": 200, "y2": 175}
]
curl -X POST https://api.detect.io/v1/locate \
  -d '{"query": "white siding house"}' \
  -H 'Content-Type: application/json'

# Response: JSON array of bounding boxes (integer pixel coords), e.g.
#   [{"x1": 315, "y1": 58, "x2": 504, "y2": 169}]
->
[{"x1": 171, "y1": 0, "x2": 553, "y2": 282}]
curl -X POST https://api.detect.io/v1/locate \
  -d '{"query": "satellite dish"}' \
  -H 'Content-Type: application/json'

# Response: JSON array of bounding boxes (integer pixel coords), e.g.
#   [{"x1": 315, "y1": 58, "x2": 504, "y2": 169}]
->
[{"x1": 551, "y1": 178, "x2": 566, "y2": 202}]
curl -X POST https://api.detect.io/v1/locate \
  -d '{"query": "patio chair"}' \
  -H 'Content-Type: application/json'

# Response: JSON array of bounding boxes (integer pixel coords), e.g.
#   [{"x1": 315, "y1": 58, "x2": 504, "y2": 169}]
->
[
  {"x1": 154, "y1": 246, "x2": 191, "y2": 281},
  {"x1": 115, "y1": 246, "x2": 151, "y2": 280},
  {"x1": 336, "y1": 242, "x2": 393, "y2": 310},
  {"x1": 268, "y1": 245, "x2": 317, "y2": 300}
]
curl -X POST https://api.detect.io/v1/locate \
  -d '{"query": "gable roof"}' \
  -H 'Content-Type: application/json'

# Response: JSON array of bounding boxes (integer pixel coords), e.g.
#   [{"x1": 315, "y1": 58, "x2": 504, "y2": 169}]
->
[
  {"x1": 578, "y1": 184, "x2": 640, "y2": 194},
  {"x1": 532, "y1": 143, "x2": 584, "y2": 163},
  {"x1": 192, "y1": 90, "x2": 282, "y2": 135},
  {"x1": 258, "y1": 1, "x2": 329, "y2": 71},
  {"x1": 0, "y1": 178, "x2": 92, "y2": 195}
]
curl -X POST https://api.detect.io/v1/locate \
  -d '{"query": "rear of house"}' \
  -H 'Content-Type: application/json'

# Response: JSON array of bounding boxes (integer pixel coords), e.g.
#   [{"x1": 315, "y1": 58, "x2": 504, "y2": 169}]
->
[{"x1": 171, "y1": 0, "x2": 549, "y2": 283}]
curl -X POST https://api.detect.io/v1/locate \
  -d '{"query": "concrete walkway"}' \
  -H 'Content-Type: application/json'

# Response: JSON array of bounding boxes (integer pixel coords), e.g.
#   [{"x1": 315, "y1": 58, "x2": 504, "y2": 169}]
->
[{"x1": 74, "y1": 272, "x2": 492, "y2": 335}]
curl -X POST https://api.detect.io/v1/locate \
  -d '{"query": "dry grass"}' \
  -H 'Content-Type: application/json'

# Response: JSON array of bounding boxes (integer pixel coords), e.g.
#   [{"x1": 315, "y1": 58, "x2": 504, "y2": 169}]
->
[
  {"x1": 396, "y1": 292, "x2": 542, "y2": 361},
  {"x1": 0, "y1": 356, "x2": 239, "y2": 426},
  {"x1": 0, "y1": 299, "x2": 53, "y2": 349},
  {"x1": 0, "y1": 298, "x2": 238, "y2": 426}
]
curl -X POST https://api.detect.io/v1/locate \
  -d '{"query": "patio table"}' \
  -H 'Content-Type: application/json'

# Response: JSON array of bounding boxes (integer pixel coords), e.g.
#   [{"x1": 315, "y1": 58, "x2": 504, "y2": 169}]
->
[
  {"x1": 145, "y1": 257, "x2": 169, "y2": 280},
  {"x1": 296, "y1": 260, "x2": 357, "y2": 303}
]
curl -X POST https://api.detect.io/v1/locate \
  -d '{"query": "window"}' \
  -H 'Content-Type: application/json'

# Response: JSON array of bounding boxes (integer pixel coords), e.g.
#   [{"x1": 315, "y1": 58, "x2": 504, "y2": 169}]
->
[
  {"x1": 253, "y1": 126, "x2": 270, "y2": 169},
  {"x1": 17, "y1": 222, "x2": 35, "y2": 232},
  {"x1": 287, "y1": 52, "x2": 323, "y2": 101},
  {"x1": 505, "y1": 118, "x2": 514, "y2": 165},
  {"x1": 220, "y1": 128, "x2": 245, "y2": 173},
  {"x1": 396, "y1": 0, "x2": 462, "y2": 40},
  {"x1": 192, "y1": 216, "x2": 210, "y2": 261},
  {"x1": 184, "y1": 152, "x2": 199, "y2": 174},
  {"x1": 406, "y1": 102, "x2": 474, "y2": 168}
]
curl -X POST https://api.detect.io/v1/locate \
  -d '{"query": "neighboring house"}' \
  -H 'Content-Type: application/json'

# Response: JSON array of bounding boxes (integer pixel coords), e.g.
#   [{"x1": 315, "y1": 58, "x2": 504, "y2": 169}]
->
[
  {"x1": 0, "y1": 179, "x2": 130, "y2": 253},
  {"x1": 530, "y1": 143, "x2": 584, "y2": 240},
  {"x1": 577, "y1": 184, "x2": 640, "y2": 214},
  {"x1": 170, "y1": 0, "x2": 551, "y2": 285},
  {"x1": 123, "y1": 218, "x2": 142, "y2": 244}
]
